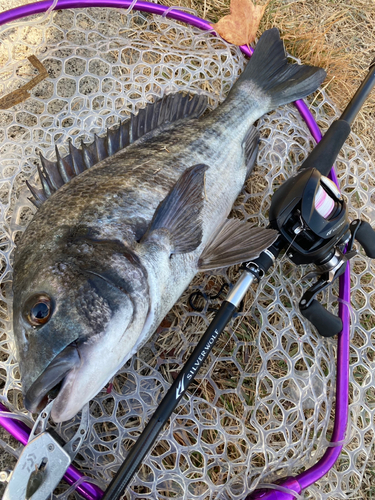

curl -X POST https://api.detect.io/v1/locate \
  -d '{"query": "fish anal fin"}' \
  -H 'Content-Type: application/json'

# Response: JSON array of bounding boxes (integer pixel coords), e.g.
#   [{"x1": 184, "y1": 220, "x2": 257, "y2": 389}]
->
[
  {"x1": 142, "y1": 164, "x2": 209, "y2": 254},
  {"x1": 28, "y1": 93, "x2": 208, "y2": 208},
  {"x1": 198, "y1": 219, "x2": 278, "y2": 271}
]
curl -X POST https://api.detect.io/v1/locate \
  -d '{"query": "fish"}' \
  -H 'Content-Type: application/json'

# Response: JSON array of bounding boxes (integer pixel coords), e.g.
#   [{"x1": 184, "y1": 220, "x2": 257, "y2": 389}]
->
[{"x1": 12, "y1": 28, "x2": 326, "y2": 423}]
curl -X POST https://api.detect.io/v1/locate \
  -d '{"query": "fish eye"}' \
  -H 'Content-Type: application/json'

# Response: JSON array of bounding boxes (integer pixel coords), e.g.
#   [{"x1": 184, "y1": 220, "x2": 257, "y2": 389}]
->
[{"x1": 25, "y1": 295, "x2": 52, "y2": 327}]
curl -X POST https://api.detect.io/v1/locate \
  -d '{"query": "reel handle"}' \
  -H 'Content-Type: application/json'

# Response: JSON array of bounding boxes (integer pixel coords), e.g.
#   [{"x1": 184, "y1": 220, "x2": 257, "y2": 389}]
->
[
  {"x1": 297, "y1": 217, "x2": 375, "y2": 338},
  {"x1": 299, "y1": 298, "x2": 343, "y2": 337}
]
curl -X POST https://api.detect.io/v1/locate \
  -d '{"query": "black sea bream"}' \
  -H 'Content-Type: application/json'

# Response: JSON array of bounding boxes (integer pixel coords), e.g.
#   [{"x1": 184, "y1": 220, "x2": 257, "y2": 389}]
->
[{"x1": 12, "y1": 29, "x2": 326, "y2": 422}]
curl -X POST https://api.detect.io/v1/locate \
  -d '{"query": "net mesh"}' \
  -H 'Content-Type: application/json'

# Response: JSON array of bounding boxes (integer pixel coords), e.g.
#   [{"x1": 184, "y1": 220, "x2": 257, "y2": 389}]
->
[{"x1": 0, "y1": 6, "x2": 374, "y2": 500}]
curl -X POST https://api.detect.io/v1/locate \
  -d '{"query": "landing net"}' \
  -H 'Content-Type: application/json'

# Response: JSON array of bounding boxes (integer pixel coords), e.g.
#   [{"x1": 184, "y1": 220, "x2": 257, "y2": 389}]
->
[{"x1": 0, "y1": 6, "x2": 374, "y2": 499}]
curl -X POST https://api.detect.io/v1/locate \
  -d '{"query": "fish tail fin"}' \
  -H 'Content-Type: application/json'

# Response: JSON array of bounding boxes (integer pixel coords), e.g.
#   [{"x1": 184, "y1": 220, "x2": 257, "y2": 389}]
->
[{"x1": 233, "y1": 28, "x2": 326, "y2": 109}]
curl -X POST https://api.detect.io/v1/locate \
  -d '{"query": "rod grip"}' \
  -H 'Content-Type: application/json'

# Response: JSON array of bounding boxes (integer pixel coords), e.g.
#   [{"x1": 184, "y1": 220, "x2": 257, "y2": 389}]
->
[
  {"x1": 300, "y1": 299, "x2": 343, "y2": 337},
  {"x1": 299, "y1": 120, "x2": 351, "y2": 177}
]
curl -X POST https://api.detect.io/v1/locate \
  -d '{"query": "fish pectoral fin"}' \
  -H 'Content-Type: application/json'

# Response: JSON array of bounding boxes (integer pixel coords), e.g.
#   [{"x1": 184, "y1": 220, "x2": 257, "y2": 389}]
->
[
  {"x1": 198, "y1": 219, "x2": 278, "y2": 271},
  {"x1": 142, "y1": 163, "x2": 209, "y2": 254}
]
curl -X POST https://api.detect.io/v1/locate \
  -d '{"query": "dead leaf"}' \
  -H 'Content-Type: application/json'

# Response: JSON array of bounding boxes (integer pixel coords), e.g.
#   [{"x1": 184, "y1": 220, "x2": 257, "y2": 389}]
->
[
  {"x1": 0, "y1": 55, "x2": 48, "y2": 110},
  {"x1": 212, "y1": 0, "x2": 269, "y2": 46}
]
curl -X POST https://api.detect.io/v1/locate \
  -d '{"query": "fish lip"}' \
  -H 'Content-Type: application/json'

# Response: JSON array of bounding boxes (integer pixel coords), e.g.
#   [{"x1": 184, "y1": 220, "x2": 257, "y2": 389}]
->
[{"x1": 24, "y1": 343, "x2": 81, "y2": 413}]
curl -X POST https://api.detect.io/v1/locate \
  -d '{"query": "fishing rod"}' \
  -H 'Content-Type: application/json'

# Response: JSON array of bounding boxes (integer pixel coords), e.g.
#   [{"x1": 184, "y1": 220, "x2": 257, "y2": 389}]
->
[{"x1": 100, "y1": 61, "x2": 375, "y2": 500}]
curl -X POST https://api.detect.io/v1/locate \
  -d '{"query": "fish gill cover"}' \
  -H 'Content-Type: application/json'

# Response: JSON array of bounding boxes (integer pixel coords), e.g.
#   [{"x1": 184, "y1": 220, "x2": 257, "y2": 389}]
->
[{"x1": 0, "y1": 6, "x2": 374, "y2": 500}]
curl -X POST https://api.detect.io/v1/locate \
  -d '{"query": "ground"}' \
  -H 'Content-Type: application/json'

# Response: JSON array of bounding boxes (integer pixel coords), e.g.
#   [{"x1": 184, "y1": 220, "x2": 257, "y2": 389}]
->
[{"x1": 0, "y1": 0, "x2": 374, "y2": 498}]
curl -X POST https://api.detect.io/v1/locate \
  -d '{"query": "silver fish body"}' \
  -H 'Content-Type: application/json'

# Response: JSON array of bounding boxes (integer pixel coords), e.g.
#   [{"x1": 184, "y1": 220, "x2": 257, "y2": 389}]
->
[{"x1": 12, "y1": 28, "x2": 326, "y2": 422}]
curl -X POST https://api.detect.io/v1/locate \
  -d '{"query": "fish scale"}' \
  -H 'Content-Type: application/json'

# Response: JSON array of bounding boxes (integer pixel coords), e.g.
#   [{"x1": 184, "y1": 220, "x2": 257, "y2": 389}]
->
[{"x1": 12, "y1": 28, "x2": 326, "y2": 423}]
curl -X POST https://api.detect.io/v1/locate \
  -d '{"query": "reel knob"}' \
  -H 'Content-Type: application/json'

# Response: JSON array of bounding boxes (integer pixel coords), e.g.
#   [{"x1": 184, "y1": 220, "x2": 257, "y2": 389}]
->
[
  {"x1": 299, "y1": 298, "x2": 343, "y2": 337},
  {"x1": 351, "y1": 220, "x2": 375, "y2": 258}
]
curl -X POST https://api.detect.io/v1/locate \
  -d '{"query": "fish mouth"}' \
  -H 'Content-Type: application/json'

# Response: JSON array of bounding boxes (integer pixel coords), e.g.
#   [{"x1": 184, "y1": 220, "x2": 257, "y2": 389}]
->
[{"x1": 24, "y1": 344, "x2": 81, "y2": 413}]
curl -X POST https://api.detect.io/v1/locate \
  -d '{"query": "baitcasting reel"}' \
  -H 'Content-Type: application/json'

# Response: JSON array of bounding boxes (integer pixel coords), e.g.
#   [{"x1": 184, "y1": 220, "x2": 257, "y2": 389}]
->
[
  {"x1": 266, "y1": 60, "x2": 375, "y2": 337},
  {"x1": 269, "y1": 165, "x2": 375, "y2": 337}
]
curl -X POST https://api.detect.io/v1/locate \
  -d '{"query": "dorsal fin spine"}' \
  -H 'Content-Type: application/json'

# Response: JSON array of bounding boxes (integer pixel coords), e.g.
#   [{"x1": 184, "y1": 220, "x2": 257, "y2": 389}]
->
[
  {"x1": 105, "y1": 127, "x2": 118, "y2": 156},
  {"x1": 127, "y1": 116, "x2": 133, "y2": 145},
  {"x1": 81, "y1": 140, "x2": 94, "y2": 170},
  {"x1": 151, "y1": 100, "x2": 161, "y2": 129},
  {"x1": 55, "y1": 146, "x2": 71, "y2": 184},
  {"x1": 136, "y1": 108, "x2": 146, "y2": 139},
  {"x1": 95, "y1": 134, "x2": 107, "y2": 162},
  {"x1": 145, "y1": 104, "x2": 152, "y2": 135},
  {"x1": 39, "y1": 154, "x2": 60, "y2": 191},
  {"x1": 26, "y1": 180, "x2": 46, "y2": 208},
  {"x1": 37, "y1": 164, "x2": 53, "y2": 197},
  {"x1": 69, "y1": 141, "x2": 85, "y2": 175}
]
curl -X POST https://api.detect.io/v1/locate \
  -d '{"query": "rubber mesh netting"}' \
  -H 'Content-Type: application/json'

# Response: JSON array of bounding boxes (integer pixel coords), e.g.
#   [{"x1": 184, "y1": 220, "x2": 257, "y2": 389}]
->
[{"x1": 0, "y1": 6, "x2": 374, "y2": 500}]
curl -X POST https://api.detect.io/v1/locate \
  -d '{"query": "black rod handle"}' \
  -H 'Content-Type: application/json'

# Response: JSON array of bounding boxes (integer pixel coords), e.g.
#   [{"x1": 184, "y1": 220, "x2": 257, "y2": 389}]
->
[
  {"x1": 102, "y1": 300, "x2": 236, "y2": 500},
  {"x1": 340, "y1": 60, "x2": 375, "y2": 125},
  {"x1": 299, "y1": 119, "x2": 351, "y2": 177},
  {"x1": 299, "y1": 60, "x2": 375, "y2": 177}
]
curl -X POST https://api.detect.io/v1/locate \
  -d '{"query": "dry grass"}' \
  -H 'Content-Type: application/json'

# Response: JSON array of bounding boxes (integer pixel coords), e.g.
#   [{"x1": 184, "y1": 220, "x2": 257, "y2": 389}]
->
[{"x1": 261, "y1": 0, "x2": 375, "y2": 155}]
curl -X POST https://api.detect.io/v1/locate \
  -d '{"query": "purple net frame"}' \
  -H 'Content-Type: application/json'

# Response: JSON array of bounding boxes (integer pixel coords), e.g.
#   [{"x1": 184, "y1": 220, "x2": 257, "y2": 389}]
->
[{"x1": 0, "y1": 2, "x2": 350, "y2": 499}]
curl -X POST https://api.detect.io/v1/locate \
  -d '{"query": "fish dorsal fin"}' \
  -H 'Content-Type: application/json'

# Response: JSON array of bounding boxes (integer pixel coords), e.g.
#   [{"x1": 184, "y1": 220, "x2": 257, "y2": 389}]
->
[{"x1": 28, "y1": 93, "x2": 208, "y2": 208}]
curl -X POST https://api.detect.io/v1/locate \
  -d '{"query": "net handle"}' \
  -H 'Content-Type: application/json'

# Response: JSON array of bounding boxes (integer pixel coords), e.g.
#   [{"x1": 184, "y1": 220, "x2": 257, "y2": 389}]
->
[{"x1": 0, "y1": 2, "x2": 350, "y2": 499}]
